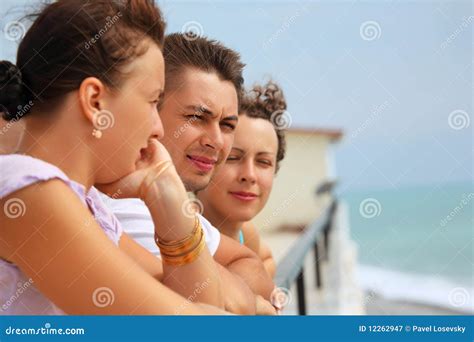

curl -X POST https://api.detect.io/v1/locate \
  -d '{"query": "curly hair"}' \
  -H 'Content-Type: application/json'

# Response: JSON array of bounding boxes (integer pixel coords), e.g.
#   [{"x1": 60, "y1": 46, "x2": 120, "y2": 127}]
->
[{"x1": 239, "y1": 81, "x2": 287, "y2": 173}]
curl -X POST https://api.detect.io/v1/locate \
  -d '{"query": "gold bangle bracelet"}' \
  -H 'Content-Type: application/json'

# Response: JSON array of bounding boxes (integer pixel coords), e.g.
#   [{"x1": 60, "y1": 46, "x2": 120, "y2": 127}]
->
[
  {"x1": 160, "y1": 233, "x2": 206, "y2": 266},
  {"x1": 156, "y1": 216, "x2": 201, "y2": 253},
  {"x1": 159, "y1": 227, "x2": 204, "y2": 257}
]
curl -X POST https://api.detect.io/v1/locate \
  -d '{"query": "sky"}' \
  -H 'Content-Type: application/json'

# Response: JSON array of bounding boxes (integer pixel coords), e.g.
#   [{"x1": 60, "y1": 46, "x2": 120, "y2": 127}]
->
[{"x1": 1, "y1": 0, "x2": 472, "y2": 191}]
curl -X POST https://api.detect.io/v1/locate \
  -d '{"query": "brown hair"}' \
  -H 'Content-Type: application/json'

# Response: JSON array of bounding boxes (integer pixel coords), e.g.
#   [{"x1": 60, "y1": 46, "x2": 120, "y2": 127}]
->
[
  {"x1": 163, "y1": 33, "x2": 245, "y2": 100},
  {"x1": 0, "y1": 0, "x2": 166, "y2": 121},
  {"x1": 240, "y1": 81, "x2": 288, "y2": 172}
]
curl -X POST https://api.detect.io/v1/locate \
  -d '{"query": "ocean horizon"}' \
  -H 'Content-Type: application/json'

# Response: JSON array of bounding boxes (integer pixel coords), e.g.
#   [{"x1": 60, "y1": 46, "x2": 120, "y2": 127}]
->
[{"x1": 340, "y1": 180, "x2": 473, "y2": 313}]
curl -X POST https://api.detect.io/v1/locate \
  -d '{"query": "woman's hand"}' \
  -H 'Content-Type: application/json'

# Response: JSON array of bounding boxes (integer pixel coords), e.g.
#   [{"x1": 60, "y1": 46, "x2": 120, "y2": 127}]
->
[
  {"x1": 96, "y1": 138, "x2": 175, "y2": 199},
  {"x1": 97, "y1": 138, "x2": 192, "y2": 240}
]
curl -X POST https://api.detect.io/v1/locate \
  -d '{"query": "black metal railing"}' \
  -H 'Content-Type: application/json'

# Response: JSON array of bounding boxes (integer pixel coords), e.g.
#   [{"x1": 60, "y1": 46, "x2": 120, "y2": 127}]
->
[{"x1": 273, "y1": 199, "x2": 337, "y2": 315}]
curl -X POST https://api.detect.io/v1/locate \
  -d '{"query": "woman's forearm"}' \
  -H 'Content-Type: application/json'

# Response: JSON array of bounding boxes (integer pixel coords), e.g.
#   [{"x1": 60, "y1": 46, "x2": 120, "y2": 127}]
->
[{"x1": 144, "y1": 173, "x2": 224, "y2": 308}]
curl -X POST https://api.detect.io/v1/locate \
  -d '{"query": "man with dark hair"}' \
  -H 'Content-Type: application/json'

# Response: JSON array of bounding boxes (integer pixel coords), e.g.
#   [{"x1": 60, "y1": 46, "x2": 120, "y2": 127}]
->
[
  {"x1": 104, "y1": 33, "x2": 276, "y2": 314},
  {"x1": 160, "y1": 32, "x2": 244, "y2": 192}
]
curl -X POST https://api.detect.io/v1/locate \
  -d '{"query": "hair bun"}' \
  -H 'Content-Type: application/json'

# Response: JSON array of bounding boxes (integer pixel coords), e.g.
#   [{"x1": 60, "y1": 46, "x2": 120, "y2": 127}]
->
[{"x1": 0, "y1": 60, "x2": 27, "y2": 121}]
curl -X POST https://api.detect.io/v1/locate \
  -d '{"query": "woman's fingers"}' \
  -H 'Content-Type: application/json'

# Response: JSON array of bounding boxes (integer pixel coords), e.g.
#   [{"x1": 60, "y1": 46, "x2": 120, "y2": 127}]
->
[{"x1": 136, "y1": 139, "x2": 172, "y2": 169}]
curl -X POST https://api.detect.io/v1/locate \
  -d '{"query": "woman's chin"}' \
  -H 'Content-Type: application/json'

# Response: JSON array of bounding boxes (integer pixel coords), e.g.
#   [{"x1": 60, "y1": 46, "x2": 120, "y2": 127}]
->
[{"x1": 230, "y1": 208, "x2": 257, "y2": 224}]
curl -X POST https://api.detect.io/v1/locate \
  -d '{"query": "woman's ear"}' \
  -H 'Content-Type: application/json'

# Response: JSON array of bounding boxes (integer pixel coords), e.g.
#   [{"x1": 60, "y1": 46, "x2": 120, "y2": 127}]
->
[{"x1": 78, "y1": 77, "x2": 106, "y2": 124}]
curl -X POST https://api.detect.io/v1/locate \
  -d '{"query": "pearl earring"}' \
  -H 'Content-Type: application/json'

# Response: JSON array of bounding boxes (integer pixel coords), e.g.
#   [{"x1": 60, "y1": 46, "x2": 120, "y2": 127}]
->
[{"x1": 92, "y1": 129, "x2": 102, "y2": 139}]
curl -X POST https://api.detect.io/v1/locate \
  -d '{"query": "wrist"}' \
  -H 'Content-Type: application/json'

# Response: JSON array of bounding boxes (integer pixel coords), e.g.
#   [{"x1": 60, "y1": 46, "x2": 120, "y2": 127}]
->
[{"x1": 140, "y1": 161, "x2": 177, "y2": 204}]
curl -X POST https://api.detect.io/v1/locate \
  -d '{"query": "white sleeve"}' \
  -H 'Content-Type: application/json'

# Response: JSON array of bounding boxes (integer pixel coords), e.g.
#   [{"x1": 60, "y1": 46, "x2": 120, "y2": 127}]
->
[
  {"x1": 197, "y1": 214, "x2": 221, "y2": 256},
  {"x1": 100, "y1": 195, "x2": 160, "y2": 256},
  {"x1": 100, "y1": 193, "x2": 221, "y2": 257}
]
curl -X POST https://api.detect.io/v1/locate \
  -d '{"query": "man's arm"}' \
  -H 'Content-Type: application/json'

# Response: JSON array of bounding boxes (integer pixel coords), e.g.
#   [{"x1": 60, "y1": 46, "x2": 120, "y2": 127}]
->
[
  {"x1": 119, "y1": 232, "x2": 223, "y2": 309},
  {"x1": 120, "y1": 232, "x2": 275, "y2": 314},
  {"x1": 241, "y1": 222, "x2": 276, "y2": 278},
  {"x1": 213, "y1": 234, "x2": 274, "y2": 300},
  {"x1": 259, "y1": 242, "x2": 276, "y2": 279}
]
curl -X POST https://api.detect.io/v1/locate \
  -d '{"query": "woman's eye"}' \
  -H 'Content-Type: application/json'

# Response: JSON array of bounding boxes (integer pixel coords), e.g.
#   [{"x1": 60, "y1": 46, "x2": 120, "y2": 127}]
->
[
  {"x1": 226, "y1": 156, "x2": 239, "y2": 161},
  {"x1": 258, "y1": 160, "x2": 272, "y2": 166}
]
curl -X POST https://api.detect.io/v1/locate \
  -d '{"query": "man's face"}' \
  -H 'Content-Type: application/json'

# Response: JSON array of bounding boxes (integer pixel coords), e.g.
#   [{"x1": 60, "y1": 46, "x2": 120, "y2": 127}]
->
[{"x1": 159, "y1": 67, "x2": 239, "y2": 192}]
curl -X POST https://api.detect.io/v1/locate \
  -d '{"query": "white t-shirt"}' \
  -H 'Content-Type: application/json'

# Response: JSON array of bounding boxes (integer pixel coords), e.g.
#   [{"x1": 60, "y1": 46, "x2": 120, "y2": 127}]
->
[{"x1": 100, "y1": 195, "x2": 221, "y2": 257}]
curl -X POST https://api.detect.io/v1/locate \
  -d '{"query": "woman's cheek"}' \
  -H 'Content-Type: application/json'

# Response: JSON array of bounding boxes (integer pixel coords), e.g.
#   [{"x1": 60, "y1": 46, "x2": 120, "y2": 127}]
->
[{"x1": 260, "y1": 172, "x2": 275, "y2": 203}]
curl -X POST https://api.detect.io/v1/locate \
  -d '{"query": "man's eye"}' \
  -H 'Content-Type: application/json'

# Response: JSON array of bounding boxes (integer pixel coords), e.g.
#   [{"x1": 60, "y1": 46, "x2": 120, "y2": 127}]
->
[
  {"x1": 227, "y1": 156, "x2": 239, "y2": 161},
  {"x1": 221, "y1": 122, "x2": 236, "y2": 130},
  {"x1": 187, "y1": 114, "x2": 203, "y2": 121}
]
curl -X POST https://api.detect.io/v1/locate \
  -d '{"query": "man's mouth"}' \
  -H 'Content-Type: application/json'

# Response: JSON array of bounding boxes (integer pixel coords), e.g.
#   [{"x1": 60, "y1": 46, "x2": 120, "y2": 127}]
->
[{"x1": 186, "y1": 154, "x2": 217, "y2": 172}]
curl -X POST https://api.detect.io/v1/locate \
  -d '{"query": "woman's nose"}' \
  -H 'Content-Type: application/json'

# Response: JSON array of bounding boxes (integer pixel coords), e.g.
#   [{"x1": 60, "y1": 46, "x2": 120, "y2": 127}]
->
[
  {"x1": 151, "y1": 112, "x2": 164, "y2": 139},
  {"x1": 239, "y1": 161, "x2": 257, "y2": 184}
]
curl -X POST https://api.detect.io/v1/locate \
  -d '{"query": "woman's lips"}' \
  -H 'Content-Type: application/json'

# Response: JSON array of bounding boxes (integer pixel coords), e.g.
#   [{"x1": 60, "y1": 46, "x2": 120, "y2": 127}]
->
[
  {"x1": 187, "y1": 155, "x2": 217, "y2": 172},
  {"x1": 229, "y1": 191, "x2": 258, "y2": 202}
]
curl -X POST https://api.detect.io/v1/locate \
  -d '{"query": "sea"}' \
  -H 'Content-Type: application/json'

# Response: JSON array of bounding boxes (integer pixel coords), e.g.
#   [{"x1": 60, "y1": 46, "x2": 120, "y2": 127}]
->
[{"x1": 340, "y1": 180, "x2": 473, "y2": 313}]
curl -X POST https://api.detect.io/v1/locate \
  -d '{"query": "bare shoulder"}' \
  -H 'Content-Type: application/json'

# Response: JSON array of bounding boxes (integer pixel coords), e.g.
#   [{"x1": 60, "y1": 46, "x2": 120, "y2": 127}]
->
[{"x1": 0, "y1": 179, "x2": 188, "y2": 314}]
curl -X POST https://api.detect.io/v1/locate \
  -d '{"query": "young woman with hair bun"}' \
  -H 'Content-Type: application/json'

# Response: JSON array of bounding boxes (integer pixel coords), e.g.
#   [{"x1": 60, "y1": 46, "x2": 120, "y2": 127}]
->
[{"x1": 0, "y1": 0, "x2": 225, "y2": 315}]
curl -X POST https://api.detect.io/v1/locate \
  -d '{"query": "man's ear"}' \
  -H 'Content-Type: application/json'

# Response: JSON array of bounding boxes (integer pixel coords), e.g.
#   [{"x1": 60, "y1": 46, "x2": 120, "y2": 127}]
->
[{"x1": 78, "y1": 77, "x2": 106, "y2": 124}]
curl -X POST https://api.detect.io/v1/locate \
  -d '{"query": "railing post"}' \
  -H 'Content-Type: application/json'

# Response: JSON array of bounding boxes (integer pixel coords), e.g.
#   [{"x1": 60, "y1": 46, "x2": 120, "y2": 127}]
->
[
  {"x1": 314, "y1": 242, "x2": 322, "y2": 288},
  {"x1": 323, "y1": 225, "x2": 330, "y2": 261},
  {"x1": 296, "y1": 269, "x2": 306, "y2": 315}
]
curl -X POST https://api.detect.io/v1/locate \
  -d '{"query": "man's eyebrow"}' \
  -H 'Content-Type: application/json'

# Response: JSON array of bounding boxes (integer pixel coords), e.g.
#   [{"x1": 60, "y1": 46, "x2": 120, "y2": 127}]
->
[
  {"x1": 184, "y1": 105, "x2": 215, "y2": 116},
  {"x1": 221, "y1": 115, "x2": 238, "y2": 122}
]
